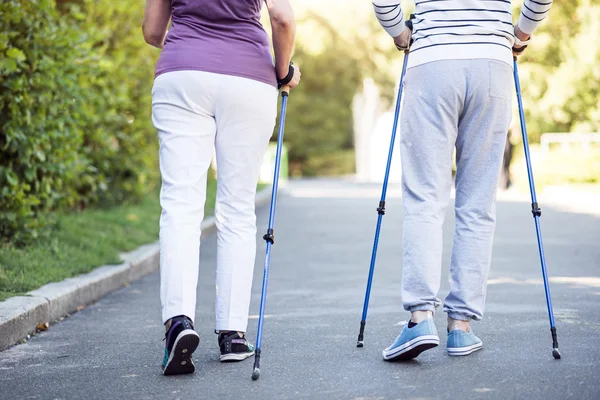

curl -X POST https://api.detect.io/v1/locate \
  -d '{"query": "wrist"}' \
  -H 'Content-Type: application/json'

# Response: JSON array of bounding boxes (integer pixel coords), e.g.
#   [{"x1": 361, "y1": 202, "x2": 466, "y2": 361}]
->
[
  {"x1": 276, "y1": 66, "x2": 289, "y2": 80},
  {"x1": 514, "y1": 25, "x2": 531, "y2": 42}
]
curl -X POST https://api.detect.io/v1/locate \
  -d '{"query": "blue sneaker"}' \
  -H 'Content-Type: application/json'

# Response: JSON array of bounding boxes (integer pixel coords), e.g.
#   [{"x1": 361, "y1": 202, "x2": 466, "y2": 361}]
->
[
  {"x1": 447, "y1": 329, "x2": 483, "y2": 356},
  {"x1": 382, "y1": 319, "x2": 440, "y2": 361}
]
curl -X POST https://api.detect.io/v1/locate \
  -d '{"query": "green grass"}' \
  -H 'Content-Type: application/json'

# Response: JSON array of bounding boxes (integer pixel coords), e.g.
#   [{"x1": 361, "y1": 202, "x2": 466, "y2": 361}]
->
[{"x1": 0, "y1": 178, "x2": 218, "y2": 301}]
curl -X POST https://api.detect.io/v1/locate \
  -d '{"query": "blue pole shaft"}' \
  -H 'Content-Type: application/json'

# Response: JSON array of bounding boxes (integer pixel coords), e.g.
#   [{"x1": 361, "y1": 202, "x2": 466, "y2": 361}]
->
[
  {"x1": 357, "y1": 52, "x2": 409, "y2": 346},
  {"x1": 255, "y1": 93, "x2": 288, "y2": 351},
  {"x1": 513, "y1": 59, "x2": 556, "y2": 329}
]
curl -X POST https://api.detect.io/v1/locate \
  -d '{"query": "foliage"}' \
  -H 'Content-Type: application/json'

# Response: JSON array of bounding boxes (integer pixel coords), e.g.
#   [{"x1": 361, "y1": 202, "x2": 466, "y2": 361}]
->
[
  {"x1": 0, "y1": 0, "x2": 90, "y2": 243},
  {"x1": 513, "y1": 0, "x2": 600, "y2": 140},
  {"x1": 272, "y1": 4, "x2": 397, "y2": 176},
  {"x1": 301, "y1": 150, "x2": 356, "y2": 177},
  {"x1": 280, "y1": 41, "x2": 361, "y2": 176},
  {"x1": 63, "y1": 0, "x2": 159, "y2": 205},
  {"x1": 0, "y1": 0, "x2": 158, "y2": 243}
]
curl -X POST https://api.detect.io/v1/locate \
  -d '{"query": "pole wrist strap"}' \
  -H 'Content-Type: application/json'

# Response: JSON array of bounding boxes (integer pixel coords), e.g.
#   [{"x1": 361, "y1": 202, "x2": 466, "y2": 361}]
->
[{"x1": 277, "y1": 62, "x2": 294, "y2": 89}]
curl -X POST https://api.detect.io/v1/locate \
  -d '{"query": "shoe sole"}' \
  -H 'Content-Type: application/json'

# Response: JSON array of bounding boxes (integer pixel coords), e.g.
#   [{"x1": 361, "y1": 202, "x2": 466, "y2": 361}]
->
[
  {"x1": 220, "y1": 350, "x2": 255, "y2": 362},
  {"x1": 163, "y1": 329, "x2": 200, "y2": 376},
  {"x1": 447, "y1": 341, "x2": 483, "y2": 357},
  {"x1": 383, "y1": 335, "x2": 440, "y2": 361}
]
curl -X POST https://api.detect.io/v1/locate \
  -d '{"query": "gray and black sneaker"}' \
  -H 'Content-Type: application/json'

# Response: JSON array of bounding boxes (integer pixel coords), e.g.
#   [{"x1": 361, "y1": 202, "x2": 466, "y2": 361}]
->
[
  {"x1": 162, "y1": 316, "x2": 200, "y2": 375},
  {"x1": 218, "y1": 331, "x2": 255, "y2": 362}
]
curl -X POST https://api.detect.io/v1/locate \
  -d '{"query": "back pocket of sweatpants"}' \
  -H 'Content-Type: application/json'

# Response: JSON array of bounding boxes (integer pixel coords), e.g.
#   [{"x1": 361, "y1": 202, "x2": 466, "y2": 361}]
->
[{"x1": 489, "y1": 60, "x2": 511, "y2": 100}]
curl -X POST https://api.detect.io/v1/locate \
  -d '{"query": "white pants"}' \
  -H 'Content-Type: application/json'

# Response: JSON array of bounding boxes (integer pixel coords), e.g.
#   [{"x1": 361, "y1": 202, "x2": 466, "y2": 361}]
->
[{"x1": 152, "y1": 70, "x2": 278, "y2": 331}]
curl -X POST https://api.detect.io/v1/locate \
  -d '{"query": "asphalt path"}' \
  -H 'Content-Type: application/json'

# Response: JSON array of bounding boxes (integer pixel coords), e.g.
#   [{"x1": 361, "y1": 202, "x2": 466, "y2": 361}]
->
[{"x1": 1, "y1": 179, "x2": 599, "y2": 400}]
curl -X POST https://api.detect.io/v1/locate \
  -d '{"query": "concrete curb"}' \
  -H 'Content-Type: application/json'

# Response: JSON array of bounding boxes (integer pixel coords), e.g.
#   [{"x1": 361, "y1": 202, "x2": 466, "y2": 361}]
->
[{"x1": 0, "y1": 186, "x2": 275, "y2": 352}]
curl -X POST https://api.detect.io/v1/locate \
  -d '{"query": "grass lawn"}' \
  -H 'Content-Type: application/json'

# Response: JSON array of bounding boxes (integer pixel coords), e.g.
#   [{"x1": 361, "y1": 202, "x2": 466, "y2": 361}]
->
[{"x1": 0, "y1": 178, "x2": 219, "y2": 302}]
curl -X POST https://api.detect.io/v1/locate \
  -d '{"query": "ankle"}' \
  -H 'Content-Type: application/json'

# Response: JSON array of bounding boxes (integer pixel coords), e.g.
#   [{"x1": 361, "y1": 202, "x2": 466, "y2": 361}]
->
[
  {"x1": 218, "y1": 330, "x2": 244, "y2": 339},
  {"x1": 165, "y1": 315, "x2": 192, "y2": 332},
  {"x1": 410, "y1": 310, "x2": 433, "y2": 324},
  {"x1": 447, "y1": 317, "x2": 470, "y2": 332}
]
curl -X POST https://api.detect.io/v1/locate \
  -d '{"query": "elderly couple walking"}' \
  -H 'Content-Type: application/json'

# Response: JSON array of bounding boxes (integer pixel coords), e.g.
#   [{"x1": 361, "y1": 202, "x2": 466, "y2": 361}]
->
[{"x1": 142, "y1": 0, "x2": 553, "y2": 375}]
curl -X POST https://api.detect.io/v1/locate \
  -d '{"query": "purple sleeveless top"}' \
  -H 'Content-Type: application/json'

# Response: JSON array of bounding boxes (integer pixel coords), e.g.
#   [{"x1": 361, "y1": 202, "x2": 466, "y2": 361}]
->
[{"x1": 155, "y1": 0, "x2": 277, "y2": 88}]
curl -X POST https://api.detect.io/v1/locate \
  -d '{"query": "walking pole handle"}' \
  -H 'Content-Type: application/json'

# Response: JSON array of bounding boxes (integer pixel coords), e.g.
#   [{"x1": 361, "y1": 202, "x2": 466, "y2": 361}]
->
[{"x1": 281, "y1": 86, "x2": 290, "y2": 97}]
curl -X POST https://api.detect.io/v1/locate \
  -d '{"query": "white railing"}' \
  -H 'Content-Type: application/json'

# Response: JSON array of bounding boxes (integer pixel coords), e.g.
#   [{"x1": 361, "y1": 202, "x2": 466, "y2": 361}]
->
[{"x1": 540, "y1": 132, "x2": 600, "y2": 155}]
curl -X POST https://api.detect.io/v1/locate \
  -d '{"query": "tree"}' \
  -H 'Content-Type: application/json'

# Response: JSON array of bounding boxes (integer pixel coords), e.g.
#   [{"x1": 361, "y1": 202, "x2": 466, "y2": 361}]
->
[{"x1": 515, "y1": 0, "x2": 600, "y2": 139}]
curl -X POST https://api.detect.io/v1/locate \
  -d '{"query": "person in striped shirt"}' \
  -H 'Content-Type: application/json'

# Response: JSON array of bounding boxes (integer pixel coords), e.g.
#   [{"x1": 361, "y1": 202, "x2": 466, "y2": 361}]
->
[{"x1": 372, "y1": 0, "x2": 553, "y2": 361}]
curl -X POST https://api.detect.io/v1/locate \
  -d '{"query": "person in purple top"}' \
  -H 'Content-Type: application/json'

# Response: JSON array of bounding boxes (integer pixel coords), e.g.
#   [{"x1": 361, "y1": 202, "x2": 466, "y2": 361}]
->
[{"x1": 143, "y1": 0, "x2": 300, "y2": 375}]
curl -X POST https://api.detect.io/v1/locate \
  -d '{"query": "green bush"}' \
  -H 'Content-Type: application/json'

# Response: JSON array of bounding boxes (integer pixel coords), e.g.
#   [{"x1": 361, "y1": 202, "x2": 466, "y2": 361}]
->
[
  {"x1": 0, "y1": 0, "x2": 90, "y2": 242},
  {"x1": 513, "y1": 0, "x2": 600, "y2": 137},
  {"x1": 301, "y1": 150, "x2": 356, "y2": 177},
  {"x1": 280, "y1": 40, "x2": 362, "y2": 176},
  {"x1": 65, "y1": 0, "x2": 159, "y2": 205},
  {"x1": 0, "y1": 0, "x2": 158, "y2": 244}
]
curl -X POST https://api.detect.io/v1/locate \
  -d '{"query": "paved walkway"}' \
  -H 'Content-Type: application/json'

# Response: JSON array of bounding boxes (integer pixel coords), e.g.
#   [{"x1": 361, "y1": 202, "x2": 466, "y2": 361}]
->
[{"x1": 1, "y1": 179, "x2": 599, "y2": 399}]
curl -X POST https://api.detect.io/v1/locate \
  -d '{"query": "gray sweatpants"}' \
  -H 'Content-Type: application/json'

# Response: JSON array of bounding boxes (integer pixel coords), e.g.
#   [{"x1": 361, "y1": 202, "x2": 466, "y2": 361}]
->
[{"x1": 400, "y1": 59, "x2": 512, "y2": 321}]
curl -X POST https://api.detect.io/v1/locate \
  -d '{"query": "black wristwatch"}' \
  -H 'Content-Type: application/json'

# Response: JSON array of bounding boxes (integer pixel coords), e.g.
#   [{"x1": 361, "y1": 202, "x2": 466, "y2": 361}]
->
[{"x1": 277, "y1": 62, "x2": 294, "y2": 89}]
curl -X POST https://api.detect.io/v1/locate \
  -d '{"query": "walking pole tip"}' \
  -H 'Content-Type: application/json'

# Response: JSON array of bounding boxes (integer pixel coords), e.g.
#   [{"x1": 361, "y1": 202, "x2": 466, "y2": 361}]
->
[
  {"x1": 357, "y1": 321, "x2": 366, "y2": 347},
  {"x1": 252, "y1": 368, "x2": 261, "y2": 381},
  {"x1": 552, "y1": 348, "x2": 561, "y2": 360}
]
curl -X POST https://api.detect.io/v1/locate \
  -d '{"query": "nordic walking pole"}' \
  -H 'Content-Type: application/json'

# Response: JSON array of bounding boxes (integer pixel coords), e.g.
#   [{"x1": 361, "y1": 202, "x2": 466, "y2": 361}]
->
[
  {"x1": 252, "y1": 85, "x2": 290, "y2": 381},
  {"x1": 513, "y1": 57, "x2": 561, "y2": 360},
  {"x1": 356, "y1": 49, "x2": 410, "y2": 348}
]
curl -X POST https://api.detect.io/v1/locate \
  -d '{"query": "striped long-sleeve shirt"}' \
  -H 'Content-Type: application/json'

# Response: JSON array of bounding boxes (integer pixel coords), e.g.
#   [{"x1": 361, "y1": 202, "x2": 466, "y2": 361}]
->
[{"x1": 372, "y1": 0, "x2": 553, "y2": 69}]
